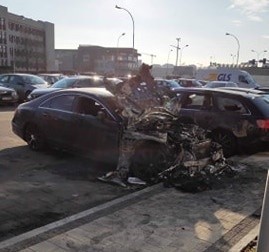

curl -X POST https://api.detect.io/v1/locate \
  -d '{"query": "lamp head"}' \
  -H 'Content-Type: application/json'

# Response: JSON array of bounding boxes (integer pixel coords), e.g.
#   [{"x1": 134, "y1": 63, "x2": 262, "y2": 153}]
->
[
  {"x1": 122, "y1": 32, "x2": 125, "y2": 36},
  {"x1": 225, "y1": 32, "x2": 230, "y2": 36},
  {"x1": 115, "y1": 5, "x2": 121, "y2": 9}
]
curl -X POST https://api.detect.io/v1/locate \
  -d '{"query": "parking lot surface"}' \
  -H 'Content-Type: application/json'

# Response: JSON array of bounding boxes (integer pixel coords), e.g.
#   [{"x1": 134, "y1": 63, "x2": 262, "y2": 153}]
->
[
  {"x1": 0, "y1": 106, "x2": 141, "y2": 242},
  {"x1": 0, "y1": 105, "x2": 268, "y2": 251},
  {"x1": 0, "y1": 153, "x2": 267, "y2": 252}
]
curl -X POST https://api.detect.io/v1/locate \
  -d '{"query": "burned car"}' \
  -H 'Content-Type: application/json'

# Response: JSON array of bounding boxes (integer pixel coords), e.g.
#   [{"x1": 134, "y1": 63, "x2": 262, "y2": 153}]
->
[
  {"x1": 99, "y1": 63, "x2": 235, "y2": 190},
  {"x1": 170, "y1": 88, "x2": 269, "y2": 156},
  {"x1": 12, "y1": 64, "x2": 234, "y2": 191}
]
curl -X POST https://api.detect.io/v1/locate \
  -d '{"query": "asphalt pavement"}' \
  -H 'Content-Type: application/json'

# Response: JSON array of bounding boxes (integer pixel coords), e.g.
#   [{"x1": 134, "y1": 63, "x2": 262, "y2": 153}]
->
[{"x1": 0, "y1": 152, "x2": 267, "y2": 252}]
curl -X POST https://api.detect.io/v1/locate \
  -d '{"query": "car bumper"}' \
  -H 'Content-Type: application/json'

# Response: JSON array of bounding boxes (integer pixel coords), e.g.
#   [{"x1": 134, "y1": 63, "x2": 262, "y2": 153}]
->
[
  {"x1": 12, "y1": 121, "x2": 24, "y2": 140},
  {"x1": 0, "y1": 95, "x2": 18, "y2": 104}
]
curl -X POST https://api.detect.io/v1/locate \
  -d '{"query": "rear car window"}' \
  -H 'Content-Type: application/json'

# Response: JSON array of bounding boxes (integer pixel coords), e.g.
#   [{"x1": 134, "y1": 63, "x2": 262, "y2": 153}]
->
[
  {"x1": 217, "y1": 97, "x2": 247, "y2": 114},
  {"x1": 22, "y1": 75, "x2": 46, "y2": 85},
  {"x1": 181, "y1": 93, "x2": 210, "y2": 110}
]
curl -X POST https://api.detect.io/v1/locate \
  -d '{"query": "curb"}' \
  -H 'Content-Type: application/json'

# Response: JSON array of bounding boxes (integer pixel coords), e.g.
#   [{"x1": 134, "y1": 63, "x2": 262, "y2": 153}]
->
[
  {"x1": 0, "y1": 183, "x2": 163, "y2": 252},
  {"x1": 229, "y1": 224, "x2": 259, "y2": 252}
]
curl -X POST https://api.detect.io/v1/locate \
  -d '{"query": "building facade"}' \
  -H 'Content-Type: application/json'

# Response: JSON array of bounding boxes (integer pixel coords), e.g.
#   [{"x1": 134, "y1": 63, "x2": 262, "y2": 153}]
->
[
  {"x1": 55, "y1": 45, "x2": 140, "y2": 76},
  {"x1": 0, "y1": 5, "x2": 55, "y2": 73}
]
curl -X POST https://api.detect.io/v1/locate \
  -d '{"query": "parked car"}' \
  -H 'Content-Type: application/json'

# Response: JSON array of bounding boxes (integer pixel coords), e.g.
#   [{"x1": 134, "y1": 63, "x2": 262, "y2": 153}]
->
[
  {"x1": 28, "y1": 75, "x2": 105, "y2": 100},
  {"x1": 154, "y1": 78, "x2": 182, "y2": 97},
  {"x1": 0, "y1": 73, "x2": 49, "y2": 102},
  {"x1": 12, "y1": 87, "x2": 233, "y2": 189},
  {"x1": 203, "y1": 81, "x2": 239, "y2": 88},
  {"x1": 0, "y1": 84, "x2": 18, "y2": 105},
  {"x1": 172, "y1": 88, "x2": 269, "y2": 156},
  {"x1": 176, "y1": 78, "x2": 203, "y2": 88},
  {"x1": 12, "y1": 88, "x2": 123, "y2": 163}
]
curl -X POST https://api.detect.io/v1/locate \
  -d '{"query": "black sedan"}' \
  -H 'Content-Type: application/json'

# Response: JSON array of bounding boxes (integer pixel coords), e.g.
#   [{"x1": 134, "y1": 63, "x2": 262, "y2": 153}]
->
[
  {"x1": 28, "y1": 75, "x2": 105, "y2": 100},
  {"x1": 0, "y1": 84, "x2": 18, "y2": 105},
  {"x1": 12, "y1": 88, "x2": 124, "y2": 163}
]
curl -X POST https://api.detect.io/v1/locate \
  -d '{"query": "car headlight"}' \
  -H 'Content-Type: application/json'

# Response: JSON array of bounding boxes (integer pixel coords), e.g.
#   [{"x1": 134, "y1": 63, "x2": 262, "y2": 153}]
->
[
  {"x1": 27, "y1": 93, "x2": 32, "y2": 100},
  {"x1": 0, "y1": 91, "x2": 8, "y2": 94}
]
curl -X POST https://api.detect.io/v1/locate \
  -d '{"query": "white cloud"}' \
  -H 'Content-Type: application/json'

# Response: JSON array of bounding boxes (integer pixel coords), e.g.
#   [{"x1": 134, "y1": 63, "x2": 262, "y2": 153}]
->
[
  {"x1": 229, "y1": 0, "x2": 269, "y2": 21},
  {"x1": 232, "y1": 20, "x2": 243, "y2": 26},
  {"x1": 262, "y1": 35, "x2": 269, "y2": 39}
]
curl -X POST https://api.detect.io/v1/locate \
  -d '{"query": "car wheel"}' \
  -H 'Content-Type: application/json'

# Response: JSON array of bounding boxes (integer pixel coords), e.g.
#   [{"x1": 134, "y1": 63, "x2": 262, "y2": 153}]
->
[
  {"x1": 130, "y1": 141, "x2": 170, "y2": 183},
  {"x1": 212, "y1": 130, "x2": 237, "y2": 157},
  {"x1": 24, "y1": 124, "x2": 46, "y2": 151}
]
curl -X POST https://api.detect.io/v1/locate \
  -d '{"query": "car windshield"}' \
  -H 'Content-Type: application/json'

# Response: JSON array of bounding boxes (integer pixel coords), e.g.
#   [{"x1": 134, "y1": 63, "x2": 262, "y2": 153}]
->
[
  {"x1": 51, "y1": 78, "x2": 77, "y2": 88},
  {"x1": 22, "y1": 75, "x2": 46, "y2": 85},
  {"x1": 166, "y1": 80, "x2": 182, "y2": 88}
]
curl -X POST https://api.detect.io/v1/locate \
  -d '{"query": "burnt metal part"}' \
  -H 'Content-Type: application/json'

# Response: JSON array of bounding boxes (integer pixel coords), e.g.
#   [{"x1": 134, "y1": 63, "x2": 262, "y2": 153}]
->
[{"x1": 99, "y1": 63, "x2": 236, "y2": 192}]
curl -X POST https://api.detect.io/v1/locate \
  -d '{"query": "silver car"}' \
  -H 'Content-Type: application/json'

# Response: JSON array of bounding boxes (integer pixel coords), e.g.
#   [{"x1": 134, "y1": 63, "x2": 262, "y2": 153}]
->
[{"x1": 0, "y1": 73, "x2": 49, "y2": 102}]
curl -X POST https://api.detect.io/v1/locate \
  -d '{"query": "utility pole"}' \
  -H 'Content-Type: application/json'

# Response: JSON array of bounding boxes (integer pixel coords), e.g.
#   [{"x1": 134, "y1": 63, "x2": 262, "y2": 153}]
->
[{"x1": 170, "y1": 38, "x2": 180, "y2": 67}]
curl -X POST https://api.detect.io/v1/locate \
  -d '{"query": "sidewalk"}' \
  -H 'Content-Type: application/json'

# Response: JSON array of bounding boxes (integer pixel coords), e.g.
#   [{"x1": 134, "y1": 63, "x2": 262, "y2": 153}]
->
[
  {"x1": 0, "y1": 153, "x2": 267, "y2": 252},
  {"x1": 0, "y1": 168, "x2": 265, "y2": 252}
]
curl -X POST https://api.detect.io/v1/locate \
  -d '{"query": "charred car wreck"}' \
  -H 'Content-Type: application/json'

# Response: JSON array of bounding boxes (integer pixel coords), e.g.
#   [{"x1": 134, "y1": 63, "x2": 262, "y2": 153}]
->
[{"x1": 99, "y1": 64, "x2": 234, "y2": 192}]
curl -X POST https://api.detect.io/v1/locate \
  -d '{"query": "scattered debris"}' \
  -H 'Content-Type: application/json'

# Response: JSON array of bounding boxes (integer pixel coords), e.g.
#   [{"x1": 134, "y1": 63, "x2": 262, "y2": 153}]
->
[{"x1": 99, "y1": 63, "x2": 236, "y2": 192}]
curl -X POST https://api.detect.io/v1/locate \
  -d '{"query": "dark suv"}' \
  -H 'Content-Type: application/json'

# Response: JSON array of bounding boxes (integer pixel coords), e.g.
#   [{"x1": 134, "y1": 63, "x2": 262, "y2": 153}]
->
[{"x1": 172, "y1": 87, "x2": 269, "y2": 155}]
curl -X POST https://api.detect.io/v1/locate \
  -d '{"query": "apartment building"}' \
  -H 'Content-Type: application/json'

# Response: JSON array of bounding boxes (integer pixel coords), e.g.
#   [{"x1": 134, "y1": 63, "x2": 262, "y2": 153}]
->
[
  {"x1": 0, "y1": 5, "x2": 55, "y2": 73},
  {"x1": 56, "y1": 45, "x2": 140, "y2": 76}
]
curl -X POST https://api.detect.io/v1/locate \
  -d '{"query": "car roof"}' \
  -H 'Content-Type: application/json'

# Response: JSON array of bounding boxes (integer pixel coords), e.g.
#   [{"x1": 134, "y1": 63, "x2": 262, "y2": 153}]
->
[
  {"x1": 0, "y1": 73, "x2": 39, "y2": 77},
  {"x1": 173, "y1": 87, "x2": 267, "y2": 98},
  {"x1": 49, "y1": 87, "x2": 114, "y2": 97},
  {"x1": 207, "y1": 81, "x2": 236, "y2": 84},
  {"x1": 218, "y1": 87, "x2": 269, "y2": 94},
  {"x1": 64, "y1": 75, "x2": 103, "y2": 80}
]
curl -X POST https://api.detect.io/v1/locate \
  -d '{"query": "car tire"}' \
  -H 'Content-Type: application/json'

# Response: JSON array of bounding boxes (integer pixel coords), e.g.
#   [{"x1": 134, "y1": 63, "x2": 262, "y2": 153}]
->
[
  {"x1": 212, "y1": 130, "x2": 237, "y2": 157},
  {"x1": 130, "y1": 141, "x2": 170, "y2": 183},
  {"x1": 24, "y1": 124, "x2": 46, "y2": 151}
]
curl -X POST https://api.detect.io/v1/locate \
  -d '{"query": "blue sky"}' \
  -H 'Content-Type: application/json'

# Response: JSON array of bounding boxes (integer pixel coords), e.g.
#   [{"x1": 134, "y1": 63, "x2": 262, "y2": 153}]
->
[{"x1": 1, "y1": 0, "x2": 269, "y2": 66}]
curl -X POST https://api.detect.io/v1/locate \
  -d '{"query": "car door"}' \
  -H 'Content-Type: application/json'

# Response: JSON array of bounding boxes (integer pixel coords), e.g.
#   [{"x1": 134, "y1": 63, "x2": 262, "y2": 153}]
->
[
  {"x1": 72, "y1": 95, "x2": 121, "y2": 162},
  {"x1": 179, "y1": 92, "x2": 215, "y2": 130},
  {"x1": 38, "y1": 94, "x2": 76, "y2": 149},
  {"x1": 7, "y1": 75, "x2": 25, "y2": 100},
  {"x1": 214, "y1": 94, "x2": 250, "y2": 137}
]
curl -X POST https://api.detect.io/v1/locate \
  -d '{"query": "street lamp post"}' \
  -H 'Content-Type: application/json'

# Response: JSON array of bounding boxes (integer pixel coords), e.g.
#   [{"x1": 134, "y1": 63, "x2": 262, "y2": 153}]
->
[
  {"x1": 231, "y1": 54, "x2": 236, "y2": 65},
  {"x1": 170, "y1": 38, "x2": 180, "y2": 67},
  {"x1": 179, "y1": 44, "x2": 189, "y2": 65},
  {"x1": 225, "y1": 32, "x2": 240, "y2": 65},
  {"x1": 115, "y1": 5, "x2": 134, "y2": 49},
  {"x1": 251, "y1": 49, "x2": 267, "y2": 62},
  {"x1": 117, "y1": 32, "x2": 125, "y2": 47},
  {"x1": 116, "y1": 32, "x2": 125, "y2": 75},
  {"x1": 166, "y1": 49, "x2": 173, "y2": 76}
]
